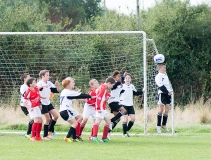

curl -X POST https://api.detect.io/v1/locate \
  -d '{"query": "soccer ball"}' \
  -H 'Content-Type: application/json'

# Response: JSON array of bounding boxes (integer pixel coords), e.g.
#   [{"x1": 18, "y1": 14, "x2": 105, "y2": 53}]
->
[{"x1": 154, "y1": 54, "x2": 165, "y2": 63}]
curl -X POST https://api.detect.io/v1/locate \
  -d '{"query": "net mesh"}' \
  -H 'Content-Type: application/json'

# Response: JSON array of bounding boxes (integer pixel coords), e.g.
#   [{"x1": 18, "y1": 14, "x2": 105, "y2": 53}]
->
[{"x1": 0, "y1": 32, "x2": 158, "y2": 107}]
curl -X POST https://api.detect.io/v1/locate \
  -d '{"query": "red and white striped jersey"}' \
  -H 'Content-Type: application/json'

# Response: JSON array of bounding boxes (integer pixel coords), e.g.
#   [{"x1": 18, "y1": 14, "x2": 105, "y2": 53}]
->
[
  {"x1": 96, "y1": 83, "x2": 110, "y2": 111},
  {"x1": 86, "y1": 89, "x2": 97, "y2": 107},
  {"x1": 24, "y1": 87, "x2": 41, "y2": 108}
]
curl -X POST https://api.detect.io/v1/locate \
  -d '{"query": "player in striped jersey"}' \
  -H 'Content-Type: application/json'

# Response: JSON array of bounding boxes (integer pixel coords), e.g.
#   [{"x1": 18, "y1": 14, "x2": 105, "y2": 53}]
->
[
  {"x1": 60, "y1": 77, "x2": 93, "y2": 142},
  {"x1": 78, "y1": 79, "x2": 99, "y2": 140},
  {"x1": 20, "y1": 73, "x2": 33, "y2": 139},
  {"x1": 37, "y1": 70, "x2": 60, "y2": 140},
  {"x1": 119, "y1": 73, "x2": 143, "y2": 137},
  {"x1": 91, "y1": 77, "x2": 115, "y2": 143}
]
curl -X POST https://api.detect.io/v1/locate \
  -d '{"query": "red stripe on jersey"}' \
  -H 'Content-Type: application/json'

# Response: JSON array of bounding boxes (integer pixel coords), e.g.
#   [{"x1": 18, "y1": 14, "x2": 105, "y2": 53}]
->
[{"x1": 96, "y1": 83, "x2": 110, "y2": 110}]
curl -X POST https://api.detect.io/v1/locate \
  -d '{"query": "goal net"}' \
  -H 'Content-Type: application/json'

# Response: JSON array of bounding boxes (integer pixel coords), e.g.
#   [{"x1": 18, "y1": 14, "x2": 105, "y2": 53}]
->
[{"x1": 0, "y1": 31, "x2": 172, "y2": 135}]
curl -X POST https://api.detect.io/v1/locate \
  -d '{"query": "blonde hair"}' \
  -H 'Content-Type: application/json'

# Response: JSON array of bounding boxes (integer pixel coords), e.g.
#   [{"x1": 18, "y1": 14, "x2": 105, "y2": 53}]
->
[
  {"x1": 39, "y1": 70, "x2": 49, "y2": 78},
  {"x1": 89, "y1": 79, "x2": 97, "y2": 87},
  {"x1": 65, "y1": 77, "x2": 74, "y2": 81}
]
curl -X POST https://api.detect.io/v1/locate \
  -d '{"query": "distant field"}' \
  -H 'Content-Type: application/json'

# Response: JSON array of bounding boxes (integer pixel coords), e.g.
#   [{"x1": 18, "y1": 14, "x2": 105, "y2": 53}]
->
[{"x1": 0, "y1": 131, "x2": 211, "y2": 160}]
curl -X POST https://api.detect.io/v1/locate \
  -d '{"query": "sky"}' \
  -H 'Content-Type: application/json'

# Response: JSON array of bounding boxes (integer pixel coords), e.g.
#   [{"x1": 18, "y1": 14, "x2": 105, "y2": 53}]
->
[{"x1": 104, "y1": 0, "x2": 210, "y2": 14}]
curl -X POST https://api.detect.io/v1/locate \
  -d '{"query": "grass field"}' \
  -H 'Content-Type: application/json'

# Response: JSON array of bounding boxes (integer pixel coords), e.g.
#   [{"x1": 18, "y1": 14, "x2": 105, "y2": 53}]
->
[{"x1": 0, "y1": 131, "x2": 211, "y2": 160}]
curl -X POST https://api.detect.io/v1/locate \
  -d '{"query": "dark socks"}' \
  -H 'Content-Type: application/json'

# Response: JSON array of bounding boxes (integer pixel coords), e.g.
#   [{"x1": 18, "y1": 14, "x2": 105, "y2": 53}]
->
[
  {"x1": 27, "y1": 119, "x2": 34, "y2": 135},
  {"x1": 43, "y1": 124, "x2": 49, "y2": 137},
  {"x1": 127, "y1": 121, "x2": 134, "y2": 131},
  {"x1": 122, "y1": 122, "x2": 127, "y2": 134},
  {"x1": 111, "y1": 111, "x2": 124, "y2": 123},
  {"x1": 157, "y1": 112, "x2": 162, "y2": 126},
  {"x1": 49, "y1": 120, "x2": 56, "y2": 132},
  {"x1": 67, "y1": 127, "x2": 76, "y2": 139},
  {"x1": 162, "y1": 114, "x2": 168, "y2": 126}
]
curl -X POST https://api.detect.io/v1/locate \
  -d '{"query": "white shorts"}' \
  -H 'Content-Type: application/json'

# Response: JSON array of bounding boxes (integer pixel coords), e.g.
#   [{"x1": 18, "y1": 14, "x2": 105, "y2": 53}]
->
[
  {"x1": 60, "y1": 109, "x2": 79, "y2": 121},
  {"x1": 83, "y1": 103, "x2": 96, "y2": 120},
  {"x1": 28, "y1": 106, "x2": 42, "y2": 119},
  {"x1": 95, "y1": 110, "x2": 109, "y2": 120}
]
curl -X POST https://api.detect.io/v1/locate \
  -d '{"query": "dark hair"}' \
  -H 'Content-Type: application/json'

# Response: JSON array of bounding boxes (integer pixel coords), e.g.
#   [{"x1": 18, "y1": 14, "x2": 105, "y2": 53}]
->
[
  {"x1": 105, "y1": 77, "x2": 115, "y2": 84},
  {"x1": 125, "y1": 73, "x2": 132, "y2": 78},
  {"x1": 21, "y1": 73, "x2": 30, "y2": 82},
  {"x1": 26, "y1": 77, "x2": 36, "y2": 87},
  {"x1": 112, "y1": 70, "x2": 120, "y2": 78},
  {"x1": 39, "y1": 70, "x2": 49, "y2": 78}
]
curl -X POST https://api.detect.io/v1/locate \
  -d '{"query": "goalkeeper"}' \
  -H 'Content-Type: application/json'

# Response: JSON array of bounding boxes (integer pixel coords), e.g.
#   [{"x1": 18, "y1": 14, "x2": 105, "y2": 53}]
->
[{"x1": 155, "y1": 63, "x2": 173, "y2": 134}]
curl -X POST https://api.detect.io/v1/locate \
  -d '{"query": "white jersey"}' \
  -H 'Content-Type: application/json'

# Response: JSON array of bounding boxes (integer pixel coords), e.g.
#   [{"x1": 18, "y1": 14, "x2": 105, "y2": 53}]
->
[
  {"x1": 59, "y1": 89, "x2": 91, "y2": 112},
  {"x1": 108, "y1": 82, "x2": 123, "y2": 104},
  {"x1": 155, "y1": 72, "x2": 173, "y2": 94},
  {"x1": 20, "y1": 84, "x2": 28, "y2": 106},
  {"x1": 120, "y1": 84, "x2": 137, "y2": 106},
  {"x1": 37, "y1": 80, "x2": 56, "y2": 105}
]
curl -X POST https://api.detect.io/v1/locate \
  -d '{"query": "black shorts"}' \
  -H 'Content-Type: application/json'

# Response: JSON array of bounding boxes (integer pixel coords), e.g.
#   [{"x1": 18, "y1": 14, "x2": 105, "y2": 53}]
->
[
  {"x1": 60, "y1": 110, "x2": 75, "y2": 121},
  {"x1": 158, "y1": 93, "x2": 171, "y2": 105},
  {"x1": 21, "y1": 106, "x2": 29, "y2": 116},
  {"x1": 41, "y1": 103, "x2": 55, "y2": 114},
  {"x1": 123, "y1": 106, "x2": 135, "y2": 115},
  {"x1": 109, "y1": 102, "x2": 122, "y2": 113}
]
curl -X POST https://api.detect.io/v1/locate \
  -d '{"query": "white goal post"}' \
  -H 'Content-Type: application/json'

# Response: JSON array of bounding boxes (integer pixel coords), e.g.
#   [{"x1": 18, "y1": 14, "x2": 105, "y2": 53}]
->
[{"x1": 0, "y1": 31, "x2": 174, "y2": 136}]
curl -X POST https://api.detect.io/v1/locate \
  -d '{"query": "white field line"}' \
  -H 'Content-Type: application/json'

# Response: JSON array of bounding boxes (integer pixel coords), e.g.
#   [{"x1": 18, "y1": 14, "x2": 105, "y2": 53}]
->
[{"x1": 0, "y1": 130, "x2": 177, "y2": 136}]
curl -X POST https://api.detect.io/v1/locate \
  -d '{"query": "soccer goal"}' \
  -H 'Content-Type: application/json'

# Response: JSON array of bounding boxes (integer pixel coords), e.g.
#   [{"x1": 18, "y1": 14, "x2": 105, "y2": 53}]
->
[{"x1": 0, "y1": 31, "x2": 174, "y2": 136}]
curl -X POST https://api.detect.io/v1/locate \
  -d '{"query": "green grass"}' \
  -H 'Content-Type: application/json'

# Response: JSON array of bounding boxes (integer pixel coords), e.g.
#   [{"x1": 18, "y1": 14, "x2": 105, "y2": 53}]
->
[{"x1": 0, "y1": 132, "x2": 211, "y2": 160}]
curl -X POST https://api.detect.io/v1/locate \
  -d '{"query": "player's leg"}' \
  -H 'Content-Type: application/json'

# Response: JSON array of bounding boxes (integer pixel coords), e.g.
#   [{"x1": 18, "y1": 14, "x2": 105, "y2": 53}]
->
[
  {"x1": 80, "y1": 118, "x2": 88, "y2": 137},
  {"x1": 110, "y1": 102, "x2": 126, "y2": 130},
  {"x1": 21, "y1": 106, "x2": 33, "y2": 138},
  {"x1": 65, "y1": 118, "x2": 78, "y2": 142},
  {"x1": 162, "y1": 104, "x2": 170, "y2": 132},
  {"x1": 42, "y1": 106, "x2": 51, "y2": 140},
  {"x1": 75, "y1": 115, "x2": 83, "y2": 141},
  {"x1": 92, "y1": 112, "x2": 103, "y2": 143},
  {"x1": 48, "y1": 104, "x2": 59, "y2": 138},
  {"x1": 101, "y1": 114, "x2": 111, "y2": 142},
  {"x1": 49, "y1": 113, "x2": 55, "y2": 135},
  {"x1": 157, "y1": 105, "x2": 164, "y2": 134},
  {"x1": 126, "y1": 114, "x2": 135, "y2": 137},
  {"x1": 122, "y1": 115, "x2": 128, "y2": 137},
  {"x1": 35, "y1": 116, "x2": 43, "y2": 141}
]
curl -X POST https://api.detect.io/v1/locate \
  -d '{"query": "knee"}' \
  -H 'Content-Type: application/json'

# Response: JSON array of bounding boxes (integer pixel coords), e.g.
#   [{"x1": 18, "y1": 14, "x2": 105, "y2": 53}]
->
[
  {"x1": 45, "y1": 116, "x2": 51, "y2": 124},
  {"x1": 82, "y1": 119, "x2": 88, "y2": 125},
  {"x1": 72, "y1": 121, "x2": 78, "y2": 128},
  {"x1": 130, "y1": 117, "x2": 135, "y2": 122}
]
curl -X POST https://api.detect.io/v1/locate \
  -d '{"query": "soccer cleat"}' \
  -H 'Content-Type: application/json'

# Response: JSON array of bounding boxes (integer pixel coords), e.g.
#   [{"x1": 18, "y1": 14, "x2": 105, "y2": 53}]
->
[
  {"x1": 126, "y1": 131, "x2": 130, "y2": 137},
  {"x1": 76, "y1": 136, "x2": 83, "y2": 141},
  {"x1": 30, "y1": 137, "x2": 36, "y2": 142},
  {"x1": 92, "y1": 137, "x2": 99, "y2": 144},
  {"x1": 48, "y1": 132, "x2": 53, "y2": 139},
  {"x1": 35, "y1": 137, "x2": 43, "y2": 141},
  {"x1": 101, "y1": 138, "x2": 109, "y2": 143},
  {"x1": 52, "y1": 132, "x2": 56, "y2": 136},
  {"x1": 25, "y1": 134, "x2": 31, "y2": 139},
  {"x1": 64, "y1": 137, "x2": 72, "y2": 142},
  {"x1": 157, "y1": 126, "x2": 162, "y2": 134},
  {"x1": 162, "y1": 126, "x2": 169, "y2": 132},
  {"x1": 122, "y1": 134, "x2": 127, "y2": 138},
  {"x1": 72, "y1": 139, "x2": 80, "y2": 142},
  {"x1": 43, "y1": 136, "x2": 52, "y2": 140}
]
